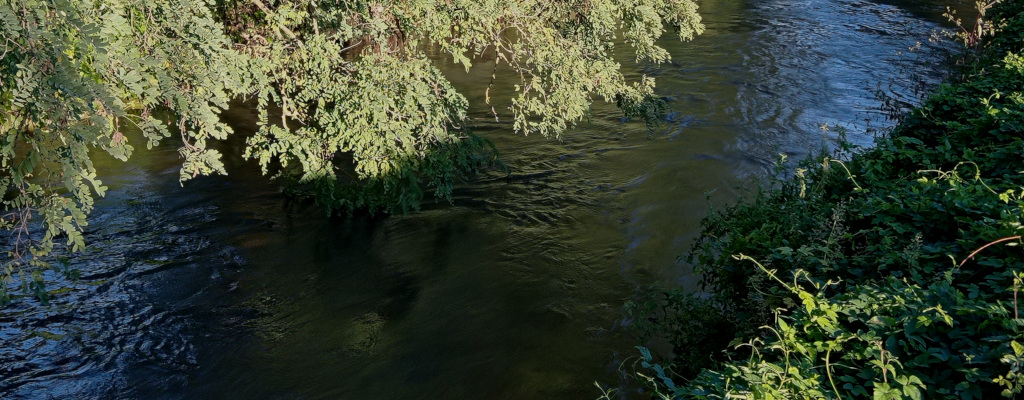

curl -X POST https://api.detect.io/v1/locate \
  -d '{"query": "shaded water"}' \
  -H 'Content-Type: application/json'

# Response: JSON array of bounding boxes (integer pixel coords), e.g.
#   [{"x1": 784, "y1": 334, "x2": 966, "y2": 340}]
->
[{"x1": 2, "y1": 0, "x2": 970, "y2": 398}]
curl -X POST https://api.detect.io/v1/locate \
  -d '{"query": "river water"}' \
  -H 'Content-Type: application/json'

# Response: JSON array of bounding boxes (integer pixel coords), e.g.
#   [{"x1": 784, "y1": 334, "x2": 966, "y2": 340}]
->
[{"x1": 1, "y1": 0, "x2": 970, "y2": 398}]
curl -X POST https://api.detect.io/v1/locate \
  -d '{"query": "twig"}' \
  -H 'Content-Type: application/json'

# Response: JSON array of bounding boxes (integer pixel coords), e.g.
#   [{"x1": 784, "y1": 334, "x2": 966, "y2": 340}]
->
[
  {"x1": 958, "y1": 236, "x2": 1022, "y2": 268},
  {"x1": 252, "y1": 0, "x2": 299, "y2": 40},
  {"x1": 826, "y1": 347, "x2": 843, "y2": 400},
  {"x1": 339, "y1": 40, "x2": 363, "y2": 53}
]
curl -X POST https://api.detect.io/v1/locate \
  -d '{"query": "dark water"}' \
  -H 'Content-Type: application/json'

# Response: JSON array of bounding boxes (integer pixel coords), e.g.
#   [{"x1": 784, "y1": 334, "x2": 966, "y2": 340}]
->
[{"x1": 1, "y1": 0, "x2": 971, "y2": 398}]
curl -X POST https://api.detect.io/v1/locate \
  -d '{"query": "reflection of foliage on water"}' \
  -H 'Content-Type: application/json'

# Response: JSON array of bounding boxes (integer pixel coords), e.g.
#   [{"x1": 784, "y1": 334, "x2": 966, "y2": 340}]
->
[
  {"x1": 239, "y1": 291, "x2": 387, "y2": 357},
  {"x1": 239, "y1": 291, "x2": 300, "y2": 343},
  {"x1": 342, "y1": 312, "x2": 386, "y2": 356}
]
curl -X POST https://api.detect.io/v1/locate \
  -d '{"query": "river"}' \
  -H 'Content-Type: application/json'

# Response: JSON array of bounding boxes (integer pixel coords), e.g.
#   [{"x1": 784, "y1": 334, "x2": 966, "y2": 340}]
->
[{"x1": 0, "y1": 0, "x2": 970, "y2": 398}]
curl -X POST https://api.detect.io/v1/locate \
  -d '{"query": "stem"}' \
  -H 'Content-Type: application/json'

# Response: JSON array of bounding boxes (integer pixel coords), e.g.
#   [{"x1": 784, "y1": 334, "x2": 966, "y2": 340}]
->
[
  {"x1": 252, "y1": 0, "x2": 299, "y2": 40},
  {"x1": 734, "y1": 254, "x2": 798, "y2": 294},
  {"x1": 958, "y1": 236, "x2": 1023, "y2": 268},
  {"x1": 826, "y1": 159, "x2": 863, "y2": 191},
  {"x1": 826, "y1": 347, "x2": 843, "y2": 400},
  {"x1": 879, "y1": 342, "x2": 887, "y2": 384}
]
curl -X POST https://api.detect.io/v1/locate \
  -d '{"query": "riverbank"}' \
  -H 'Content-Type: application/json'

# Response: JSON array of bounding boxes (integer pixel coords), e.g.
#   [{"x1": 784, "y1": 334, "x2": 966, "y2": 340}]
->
[{"x1": 631, "y1": 1, "x2": 1024, "y2": 398}]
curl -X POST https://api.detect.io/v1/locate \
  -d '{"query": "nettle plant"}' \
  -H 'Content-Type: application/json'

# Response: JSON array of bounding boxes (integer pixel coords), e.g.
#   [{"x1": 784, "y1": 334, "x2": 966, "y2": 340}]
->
[{"x1": 626, "y1": 1, "x2": 1024, "y2": 398}]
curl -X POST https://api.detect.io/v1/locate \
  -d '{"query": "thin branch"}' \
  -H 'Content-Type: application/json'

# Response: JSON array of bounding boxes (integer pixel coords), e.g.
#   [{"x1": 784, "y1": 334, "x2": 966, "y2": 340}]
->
[
  {"x1": 959, "y1": 236, "x2": 1023, "y2": 268},
  {"x1": 339, "y1": 40, "x2": 363, "y2": 54},
  {"x1": 252, "y1": 0, "x2": 299, "y2": 40}
]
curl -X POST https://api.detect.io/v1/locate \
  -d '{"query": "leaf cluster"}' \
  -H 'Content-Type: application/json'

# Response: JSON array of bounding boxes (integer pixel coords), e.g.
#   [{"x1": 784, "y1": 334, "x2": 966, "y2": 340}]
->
[{"x1": 0, "y1": 0, "x2": 254, "y2": 302}]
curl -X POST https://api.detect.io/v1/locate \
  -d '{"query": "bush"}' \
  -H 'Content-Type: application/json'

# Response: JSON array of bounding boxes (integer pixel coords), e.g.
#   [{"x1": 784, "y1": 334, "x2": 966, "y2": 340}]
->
[{"x1": 628, "y1": 1, "x2": 1024, "y2": 398}]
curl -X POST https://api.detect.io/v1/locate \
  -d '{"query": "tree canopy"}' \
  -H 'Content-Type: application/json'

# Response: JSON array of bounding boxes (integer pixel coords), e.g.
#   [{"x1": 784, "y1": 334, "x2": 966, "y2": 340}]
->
[{"x1": 0, "y1": 0, "x2": 702, "y2": 300}]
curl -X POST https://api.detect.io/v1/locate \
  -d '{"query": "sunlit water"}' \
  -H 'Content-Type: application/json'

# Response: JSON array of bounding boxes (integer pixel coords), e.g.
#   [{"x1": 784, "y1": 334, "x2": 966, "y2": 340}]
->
[{"x1": 1, "y1": 0, "x2": 970, "y2": 398}]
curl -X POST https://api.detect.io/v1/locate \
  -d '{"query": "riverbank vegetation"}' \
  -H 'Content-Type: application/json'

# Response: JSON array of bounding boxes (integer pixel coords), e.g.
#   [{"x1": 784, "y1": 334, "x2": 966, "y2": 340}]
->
[
  {"x1": 0, "y1": 0, "x2": 703, "y2": 302},
  {"x1": 626, "y1": 1, "x2": 1024, "y2": 398}
]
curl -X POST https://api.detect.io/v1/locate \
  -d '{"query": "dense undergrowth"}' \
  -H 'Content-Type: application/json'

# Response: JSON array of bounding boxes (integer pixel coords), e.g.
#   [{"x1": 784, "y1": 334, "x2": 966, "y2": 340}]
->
[{"x1": 624, "y1": 1, "x2": 1024, "y2": 399}]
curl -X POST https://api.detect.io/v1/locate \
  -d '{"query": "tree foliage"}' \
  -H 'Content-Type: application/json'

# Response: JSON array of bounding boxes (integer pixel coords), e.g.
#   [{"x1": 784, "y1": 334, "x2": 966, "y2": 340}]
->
[
  {"x1": 0, "y1": 0, "x2": 702, "y2": 301},
  {"x1": 232, "y1": 0, "x2": 703, "y2": 213},
  {"x1": 0, "y1": 0, "x2": 255, "y2": 300}
]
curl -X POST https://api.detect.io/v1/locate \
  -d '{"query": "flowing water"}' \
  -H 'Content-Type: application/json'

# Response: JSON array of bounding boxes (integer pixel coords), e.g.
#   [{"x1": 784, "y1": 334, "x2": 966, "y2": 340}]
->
[{"x1": 1, "y1": 0, "x2": 973, "y2": 398}]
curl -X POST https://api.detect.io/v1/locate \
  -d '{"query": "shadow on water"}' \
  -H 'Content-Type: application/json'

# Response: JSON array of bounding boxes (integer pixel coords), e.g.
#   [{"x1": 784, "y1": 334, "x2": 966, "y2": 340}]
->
[{"x1": 1, "y1": 0, "x2": 971, "y2": 398}]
